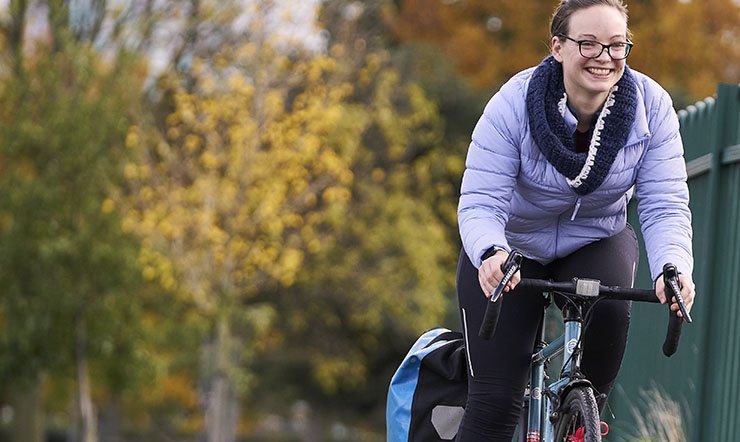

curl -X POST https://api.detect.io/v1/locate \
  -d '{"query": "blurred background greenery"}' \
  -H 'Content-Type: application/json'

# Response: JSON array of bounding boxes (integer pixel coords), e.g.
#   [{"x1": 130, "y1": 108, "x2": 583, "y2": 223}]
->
[{"x1": 0, "y1": 0, "x2": 737, "y2": 441}]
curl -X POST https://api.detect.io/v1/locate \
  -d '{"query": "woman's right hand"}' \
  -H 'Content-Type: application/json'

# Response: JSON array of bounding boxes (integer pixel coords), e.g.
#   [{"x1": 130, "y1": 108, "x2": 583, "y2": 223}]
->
[{"x1": 478, "y1": 250, "x2": 520, "y2": 298}]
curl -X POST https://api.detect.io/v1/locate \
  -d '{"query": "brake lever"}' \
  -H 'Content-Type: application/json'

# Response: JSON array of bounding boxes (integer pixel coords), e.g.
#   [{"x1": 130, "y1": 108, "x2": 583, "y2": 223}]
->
[
  {"x1": 490, "y1": 250, "x2": 523, "y2": 302},
  {"x1": 663, "y1": 263, "x2": 692, "y2": 323}
]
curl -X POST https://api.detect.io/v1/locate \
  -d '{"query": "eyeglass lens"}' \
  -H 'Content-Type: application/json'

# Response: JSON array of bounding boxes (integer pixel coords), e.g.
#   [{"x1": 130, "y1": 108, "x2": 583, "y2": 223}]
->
[{"x1": 579, "y1": 41, "x2": 630, "y2": 59}]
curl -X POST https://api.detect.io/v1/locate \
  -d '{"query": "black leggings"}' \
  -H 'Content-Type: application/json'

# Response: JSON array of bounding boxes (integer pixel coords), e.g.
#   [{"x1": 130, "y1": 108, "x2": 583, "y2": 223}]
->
[{"x1": 455, "y1": 225, "x2": 639, "y2": 442}]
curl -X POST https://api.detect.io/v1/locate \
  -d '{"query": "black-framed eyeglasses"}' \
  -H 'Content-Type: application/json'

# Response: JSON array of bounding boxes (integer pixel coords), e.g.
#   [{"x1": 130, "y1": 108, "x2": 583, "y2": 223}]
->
[{"x1": 558, "y1": 34, "x2": 633, "y2": 60}]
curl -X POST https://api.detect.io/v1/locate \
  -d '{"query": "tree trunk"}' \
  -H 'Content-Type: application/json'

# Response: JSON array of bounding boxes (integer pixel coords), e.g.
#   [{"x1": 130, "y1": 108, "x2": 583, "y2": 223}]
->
[
  {"x1": 201, "y1": 318, "x2": 240, "y2": 442},
  {"x1": 76, "y1": 314, "x2": 99, "y2": 442},
  {"x1": 98, "y1": 398, "x2": 122, "y2": 442},
  {"x1": 8, "y1": 375, "x2": 44, "y2": 442}
]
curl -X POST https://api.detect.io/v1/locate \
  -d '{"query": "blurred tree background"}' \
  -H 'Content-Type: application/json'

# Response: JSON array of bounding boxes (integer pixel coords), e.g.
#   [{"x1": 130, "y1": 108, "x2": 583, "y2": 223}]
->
[{"x1": 0, "y1": 0, "x2": 737, "y2": 441}]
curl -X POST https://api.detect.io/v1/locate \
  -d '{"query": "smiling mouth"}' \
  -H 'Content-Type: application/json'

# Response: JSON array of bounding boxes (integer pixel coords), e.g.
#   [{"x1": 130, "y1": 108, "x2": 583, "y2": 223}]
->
[{"x1": 587, "y1": 67, "x2": 612, "y2": 76}]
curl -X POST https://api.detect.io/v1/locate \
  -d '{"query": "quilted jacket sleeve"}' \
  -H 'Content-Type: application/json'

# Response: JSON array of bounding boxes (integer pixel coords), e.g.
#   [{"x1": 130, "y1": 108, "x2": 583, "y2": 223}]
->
[
  {"x1": 634, "y1": 80, "x2": 694, "y2": 280},
  {"x1": 458, "y1": 75, "x2": 527, "y2": 268}
]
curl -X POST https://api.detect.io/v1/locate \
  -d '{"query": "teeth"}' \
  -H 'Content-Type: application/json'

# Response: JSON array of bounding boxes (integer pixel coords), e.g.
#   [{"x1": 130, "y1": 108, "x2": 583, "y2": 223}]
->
[{"x1": 588, "y1": 68, "x2": 611, "y2": 75}]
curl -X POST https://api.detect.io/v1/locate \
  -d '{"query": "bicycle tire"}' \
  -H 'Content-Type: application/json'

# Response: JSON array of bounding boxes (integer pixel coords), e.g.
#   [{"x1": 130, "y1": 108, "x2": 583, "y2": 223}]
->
[{"x1": 552, "y1": 387, "x2": 601, "y2": 442}]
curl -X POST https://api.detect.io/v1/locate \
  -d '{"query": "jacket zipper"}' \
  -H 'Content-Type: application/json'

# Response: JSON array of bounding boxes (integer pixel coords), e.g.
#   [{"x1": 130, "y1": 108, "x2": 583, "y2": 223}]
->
[{"x1": 570, "y1": 197, "x2": 582, "y2": 221}]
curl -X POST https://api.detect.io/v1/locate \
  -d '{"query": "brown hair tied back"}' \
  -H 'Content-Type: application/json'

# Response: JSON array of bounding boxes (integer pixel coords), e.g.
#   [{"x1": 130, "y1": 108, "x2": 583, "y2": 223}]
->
[{"x1": 550, "y1": 0, "x2": 632, "y2": 41}]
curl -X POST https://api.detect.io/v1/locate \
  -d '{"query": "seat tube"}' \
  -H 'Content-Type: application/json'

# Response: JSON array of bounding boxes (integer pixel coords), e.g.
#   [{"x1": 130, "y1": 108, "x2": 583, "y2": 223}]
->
[
  {"x1": 525, "y1": 308, "x2": 549, "y2": 442},
  {"x1": 526, "y1": 359, "x2": 545, "y2": 442}
]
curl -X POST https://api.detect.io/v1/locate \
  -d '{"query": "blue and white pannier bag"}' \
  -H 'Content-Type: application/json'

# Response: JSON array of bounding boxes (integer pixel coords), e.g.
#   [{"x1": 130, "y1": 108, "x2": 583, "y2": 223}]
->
[{"x1": 386, "y1": 327, "x2": 468, "y2": 442}]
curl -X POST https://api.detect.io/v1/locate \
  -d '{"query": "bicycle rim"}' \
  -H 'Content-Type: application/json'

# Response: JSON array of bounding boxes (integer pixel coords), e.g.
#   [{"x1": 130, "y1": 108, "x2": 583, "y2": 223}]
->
[{"x1": 552, "y1": 387, "x2": 601, "y2": 442}]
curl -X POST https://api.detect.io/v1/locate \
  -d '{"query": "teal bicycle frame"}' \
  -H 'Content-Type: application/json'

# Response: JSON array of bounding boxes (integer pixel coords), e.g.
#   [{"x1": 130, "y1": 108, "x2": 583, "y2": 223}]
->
[{"x1": 519, "y1": 295, "x2": 592, "y2": 442}]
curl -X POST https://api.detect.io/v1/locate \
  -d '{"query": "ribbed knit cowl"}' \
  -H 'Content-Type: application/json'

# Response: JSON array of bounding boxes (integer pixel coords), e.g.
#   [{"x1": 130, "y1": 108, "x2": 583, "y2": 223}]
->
[{"x1": 526, "y1": 55, "x2": 638, "y2": 195}]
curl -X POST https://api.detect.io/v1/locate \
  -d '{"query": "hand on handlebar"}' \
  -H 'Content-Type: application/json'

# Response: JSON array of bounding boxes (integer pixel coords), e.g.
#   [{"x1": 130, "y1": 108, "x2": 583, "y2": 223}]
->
[
  {"x1": 479, "y1": 250, "x2": 521, "y2": 298},
  {"x1": 655, "y1": 272, "x2": 695, "y2": 320}
]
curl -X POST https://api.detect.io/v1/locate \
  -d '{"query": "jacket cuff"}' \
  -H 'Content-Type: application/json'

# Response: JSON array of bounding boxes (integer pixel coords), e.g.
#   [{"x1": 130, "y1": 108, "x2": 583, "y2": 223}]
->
[{"x1": 481, "y1": 246, "x2": 507, "y2": 262}]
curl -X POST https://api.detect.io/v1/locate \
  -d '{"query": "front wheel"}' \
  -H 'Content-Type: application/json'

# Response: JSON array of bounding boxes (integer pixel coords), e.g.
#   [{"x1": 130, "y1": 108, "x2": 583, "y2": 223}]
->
[{"x1": 552, "y1": 386, "x2": 601, "y2": 442}]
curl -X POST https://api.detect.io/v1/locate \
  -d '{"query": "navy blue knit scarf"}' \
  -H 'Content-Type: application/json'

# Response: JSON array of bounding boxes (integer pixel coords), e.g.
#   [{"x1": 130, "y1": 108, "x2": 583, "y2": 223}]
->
[{"x1": 526, "y1": 56, "x2": 637, "y2": 195}]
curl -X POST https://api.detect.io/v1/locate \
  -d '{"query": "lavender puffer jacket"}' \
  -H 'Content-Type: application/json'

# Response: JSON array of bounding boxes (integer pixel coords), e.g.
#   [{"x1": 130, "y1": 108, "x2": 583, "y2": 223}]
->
[{"x1": 458, "y1": 65, "x2": 693, "y2": 280}]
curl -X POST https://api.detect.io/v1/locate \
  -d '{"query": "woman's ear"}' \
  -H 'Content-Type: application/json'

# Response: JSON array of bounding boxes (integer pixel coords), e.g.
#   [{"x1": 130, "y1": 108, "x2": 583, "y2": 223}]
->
[{"x1": 551, "y1": 36, "x2": 564, "y2": 62}]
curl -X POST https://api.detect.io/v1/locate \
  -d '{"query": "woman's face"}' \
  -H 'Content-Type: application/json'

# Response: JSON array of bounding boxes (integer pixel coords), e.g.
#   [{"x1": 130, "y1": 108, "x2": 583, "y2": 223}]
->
[{"x1": 551, "y1": 5, "x2": 629, "y2": 100}]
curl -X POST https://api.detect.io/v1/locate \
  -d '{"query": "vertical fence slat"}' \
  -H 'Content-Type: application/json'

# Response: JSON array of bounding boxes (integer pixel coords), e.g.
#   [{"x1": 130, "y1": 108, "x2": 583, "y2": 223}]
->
[
  {"x1": 612, "y1": 83, "x2": 740, "y2": 442},
  {"x1": 716, "y1": 168, "x2": 739, "y2": 442},
  {"x1": 698, "y1": 83, "x2": 740, "y2": 442}
]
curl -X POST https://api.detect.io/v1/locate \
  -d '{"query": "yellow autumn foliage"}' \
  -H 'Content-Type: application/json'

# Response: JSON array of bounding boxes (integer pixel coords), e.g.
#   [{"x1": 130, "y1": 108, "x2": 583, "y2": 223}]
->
[
  {"x1": 120, "y1": 4, "x2": 463, "y2": 410},
  {"x1": 123, "y1": 44, "x2": 365, "y2": 319}
]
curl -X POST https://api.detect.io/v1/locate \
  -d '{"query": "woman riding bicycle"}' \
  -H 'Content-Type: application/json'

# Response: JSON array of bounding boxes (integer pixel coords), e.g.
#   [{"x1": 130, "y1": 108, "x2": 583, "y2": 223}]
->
[{"x1": 455, "y1": 1, "x2": 696, "y2": 441}]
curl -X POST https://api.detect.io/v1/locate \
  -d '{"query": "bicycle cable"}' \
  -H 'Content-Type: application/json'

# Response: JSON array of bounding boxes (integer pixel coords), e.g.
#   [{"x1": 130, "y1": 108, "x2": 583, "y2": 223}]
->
[{"x1": 556, "y1": 294, "x2": 606, "y2": 379}]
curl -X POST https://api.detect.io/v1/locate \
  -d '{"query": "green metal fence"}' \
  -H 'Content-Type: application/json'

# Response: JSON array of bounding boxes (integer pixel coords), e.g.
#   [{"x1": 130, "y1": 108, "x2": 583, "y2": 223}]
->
[{"x1": 609, "y1": 83, "x2": 740, "y2": 441}]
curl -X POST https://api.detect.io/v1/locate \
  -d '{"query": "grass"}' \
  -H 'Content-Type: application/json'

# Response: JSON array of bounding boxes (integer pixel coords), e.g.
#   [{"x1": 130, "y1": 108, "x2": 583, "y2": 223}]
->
[{"x1": 622, "y1": 384, "x2": 689, "y2": 442}]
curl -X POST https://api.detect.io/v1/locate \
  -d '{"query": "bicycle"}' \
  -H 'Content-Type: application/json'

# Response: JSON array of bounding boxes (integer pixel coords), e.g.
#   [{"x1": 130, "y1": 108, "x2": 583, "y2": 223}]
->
[{"x1": 478, "y1": 251, "x2": 692, "y2": 442}]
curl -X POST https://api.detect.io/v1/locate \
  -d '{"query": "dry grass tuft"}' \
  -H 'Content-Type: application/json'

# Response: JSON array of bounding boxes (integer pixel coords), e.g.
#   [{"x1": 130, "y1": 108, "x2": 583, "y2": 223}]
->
[{"x1": 626, "y1": 384, "x2": 689, "y2": 442}]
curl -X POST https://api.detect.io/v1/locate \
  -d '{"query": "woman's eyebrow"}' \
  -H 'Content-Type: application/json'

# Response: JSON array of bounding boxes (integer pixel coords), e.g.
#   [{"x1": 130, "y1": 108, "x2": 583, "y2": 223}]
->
[{"x1": 578, "y1": 33, "x2": 627, "y2": 41}]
